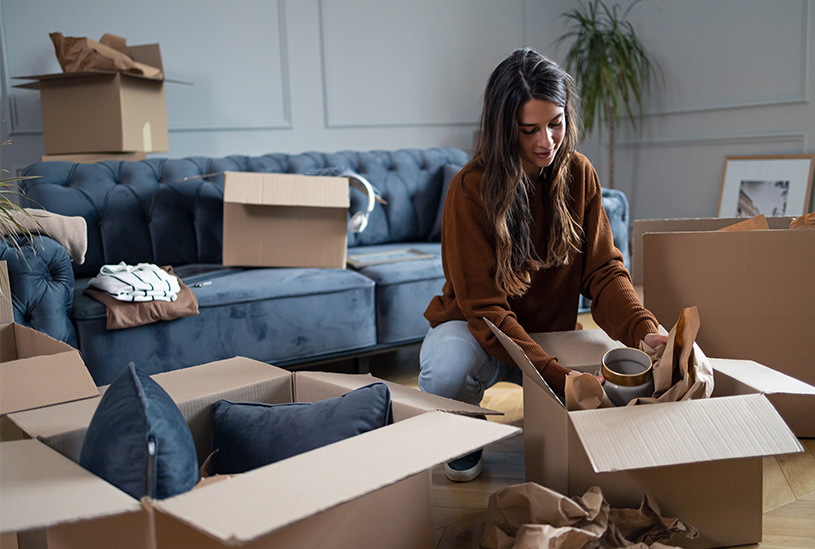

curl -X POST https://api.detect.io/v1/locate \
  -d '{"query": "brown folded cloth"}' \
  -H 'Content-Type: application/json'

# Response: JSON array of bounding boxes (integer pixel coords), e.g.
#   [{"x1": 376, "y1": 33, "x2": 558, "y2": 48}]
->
[{"x1": 84, "y1": 266, "x2": 198, "y2": 330}]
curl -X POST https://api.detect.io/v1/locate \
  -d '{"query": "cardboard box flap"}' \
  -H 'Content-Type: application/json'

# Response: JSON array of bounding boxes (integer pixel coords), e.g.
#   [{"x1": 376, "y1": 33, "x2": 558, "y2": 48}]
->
[
  {"x1": 154, "y1": 357, "x2": 291, "y2": 404},
  {"x1": 569, "y1": 393, "x2": 802, "y2": 474},
  {"x1": 485, "y1": 318, "x2": 566, "y2": 408},
  {"x1": 154, "y1": 411, "x2": 519, "y2": 544},
  {"x1": 293, "y1": 371, "x2": 501, "y2": 418},
  {"x1": 711, "y1": 358, "x2": 815, "y2": 396},
  {"x1": 0, "y1": 439, "x2": 141, "y2": 534},
  {"x1": 13, "y1": 71, "x2": 161, "y2": 88},
  {"x1": 1, "y1": 326, "x2": 98, "y2": 415},
  {"x1": 11, "y1": 322, "x2": 77, "y2": 359},
  {"x1": 223, "y1": 172, "x2": 350, "y2": 209},
  {"x1": 530, "y1": 329, "x2": 625, "y2": 372}
]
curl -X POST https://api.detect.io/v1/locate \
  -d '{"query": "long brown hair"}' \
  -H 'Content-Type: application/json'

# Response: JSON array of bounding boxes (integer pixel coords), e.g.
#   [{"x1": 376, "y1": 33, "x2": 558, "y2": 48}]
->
[{"x1": 473, "y1": 48, "x2": 582, "y2": 297}]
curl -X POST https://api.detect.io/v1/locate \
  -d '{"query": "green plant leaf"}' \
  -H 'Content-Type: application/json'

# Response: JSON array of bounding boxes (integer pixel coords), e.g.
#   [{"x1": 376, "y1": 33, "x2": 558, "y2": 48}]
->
[{"x1": 554, "y1": 0, "x2": 657, "y2": 187}]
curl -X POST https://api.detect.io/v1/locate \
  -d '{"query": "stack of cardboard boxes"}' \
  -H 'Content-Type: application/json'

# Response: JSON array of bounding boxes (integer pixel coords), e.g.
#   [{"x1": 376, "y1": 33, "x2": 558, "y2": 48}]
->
[{"x1": 15, "y1": 34, "x2": 170, "y2": 163}]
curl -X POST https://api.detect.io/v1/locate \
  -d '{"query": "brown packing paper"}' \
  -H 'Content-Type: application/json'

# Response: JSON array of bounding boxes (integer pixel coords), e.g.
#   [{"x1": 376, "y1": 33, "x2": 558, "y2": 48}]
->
[
  {"x1": 479, "y1": 482, "x2": 698, "y2": 549},
  {"x1": 716, "y1": 214, "x2": 770, "y2": 232},
  {"x1": 565, "y1": 371, "x2": 613, "y2": 411},
  {"x1": 49, "y1": 32, "x2": 163, "y2": 79},
  {"x1": 790, "y1": 212, "x2": 815, "y2": 229},
  {"x1": 636, "y1": 306, "x2": 714, "y2": 405}
]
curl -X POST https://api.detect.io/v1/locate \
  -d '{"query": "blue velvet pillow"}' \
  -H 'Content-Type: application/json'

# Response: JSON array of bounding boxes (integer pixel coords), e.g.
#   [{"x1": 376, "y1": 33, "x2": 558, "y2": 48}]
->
[
  {"x1": 428, "y1": 163, "x2": 463, "y2": 241},
  {"x1": 210, "y1": 382, "x2": 393, "y2": 475},
  {"x1": 79, "y1": 362, "x2": 198, "y2": 500}
]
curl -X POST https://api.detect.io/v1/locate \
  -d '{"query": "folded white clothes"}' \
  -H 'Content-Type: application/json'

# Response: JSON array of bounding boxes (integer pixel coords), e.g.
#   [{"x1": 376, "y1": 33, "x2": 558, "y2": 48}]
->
[{"x1": 89, "y1": 262, "x2": 181, "y2": 302}]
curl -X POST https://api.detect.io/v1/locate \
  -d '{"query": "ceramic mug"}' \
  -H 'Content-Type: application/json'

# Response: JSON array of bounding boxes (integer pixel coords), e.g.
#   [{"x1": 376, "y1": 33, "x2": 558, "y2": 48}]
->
[{"x1": 601, "y1": 347, "x2": 654, "y2": 406}]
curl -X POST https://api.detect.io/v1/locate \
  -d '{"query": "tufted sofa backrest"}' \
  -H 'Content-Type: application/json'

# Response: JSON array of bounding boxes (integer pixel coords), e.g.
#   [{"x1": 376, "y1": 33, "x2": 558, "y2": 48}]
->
[{"x1": 21, "y1": 148, "x2": 470, "y2": 278}]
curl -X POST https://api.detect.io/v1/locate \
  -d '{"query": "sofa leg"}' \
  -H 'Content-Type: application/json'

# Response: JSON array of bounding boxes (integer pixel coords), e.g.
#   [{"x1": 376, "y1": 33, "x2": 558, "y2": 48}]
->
[{"x1": 354, "y1": 356, "x2": 371, "y2": 374}]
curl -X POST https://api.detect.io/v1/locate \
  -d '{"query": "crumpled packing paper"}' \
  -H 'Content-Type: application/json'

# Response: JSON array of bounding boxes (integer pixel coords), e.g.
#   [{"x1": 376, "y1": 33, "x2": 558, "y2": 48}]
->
[{"x1": 480, "y1": 483, "x2": 698, "y2": 549}]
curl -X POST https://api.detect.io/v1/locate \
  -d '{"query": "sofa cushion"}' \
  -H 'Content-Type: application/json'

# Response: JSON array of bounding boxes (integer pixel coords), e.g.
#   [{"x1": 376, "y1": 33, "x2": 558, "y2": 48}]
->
[
  {"x1": 79, "y1": 362, "x2": 198, "y2": 500},
  {"x1": 71, "y1": 266, "x2": 377, "y2": 385},
  {"x1": 209, "y1": 382, "x2": 392, "y2": 474},
  {"x1": 347, "y1": 243, "x2": 443, "y2": 344}
]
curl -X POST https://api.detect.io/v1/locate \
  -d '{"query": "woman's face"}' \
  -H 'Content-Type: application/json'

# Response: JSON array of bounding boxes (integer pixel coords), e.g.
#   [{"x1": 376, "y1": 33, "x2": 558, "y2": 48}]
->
[{"x1": 517, "y1": 99, "x2": 566, "y2": 178}]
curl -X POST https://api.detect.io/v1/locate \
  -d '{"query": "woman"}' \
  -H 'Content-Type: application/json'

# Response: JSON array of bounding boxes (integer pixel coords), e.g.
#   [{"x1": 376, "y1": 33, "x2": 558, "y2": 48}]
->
[{"x1": 420, "y1": 48, "x2": 666, "y2": 481}]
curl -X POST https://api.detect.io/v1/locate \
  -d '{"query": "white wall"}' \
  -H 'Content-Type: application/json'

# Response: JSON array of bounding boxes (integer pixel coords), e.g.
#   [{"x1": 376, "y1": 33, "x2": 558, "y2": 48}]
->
[
  {"x1": 1, "y1": 0, "x2": 813, "y2": 220},
  {"x1": 592, "y1": 0, "x2": 815, "y2": 220}
]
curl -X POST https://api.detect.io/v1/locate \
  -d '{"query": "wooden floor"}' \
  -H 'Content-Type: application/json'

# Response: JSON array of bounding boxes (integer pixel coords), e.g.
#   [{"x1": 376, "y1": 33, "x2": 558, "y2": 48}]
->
[{"x1": 367, "y1": 317, "x2": 815, "y2": 549}]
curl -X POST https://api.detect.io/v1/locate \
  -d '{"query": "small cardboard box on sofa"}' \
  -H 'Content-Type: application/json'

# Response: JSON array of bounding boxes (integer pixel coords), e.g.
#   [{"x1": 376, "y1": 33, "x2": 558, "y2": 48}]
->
[
  {"x1": 487, "y1": 320, "x2": 808, "y2": 549},
  {"x1": 1, "y1": 356, "x2": 518, "y2": 549}
]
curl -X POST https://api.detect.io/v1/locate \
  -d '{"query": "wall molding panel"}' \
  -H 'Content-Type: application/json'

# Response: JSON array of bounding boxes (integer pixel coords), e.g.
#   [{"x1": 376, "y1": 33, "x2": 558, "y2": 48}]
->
[
  {"x1": 614, "y1": 132, "x2": 807, "y2": 150},
  {"x1": 317, "y1": 0, "x2": 523, "y2": 128},
  {"x1": 634, "y1": 0, "x2": 811, "y2": 118}
]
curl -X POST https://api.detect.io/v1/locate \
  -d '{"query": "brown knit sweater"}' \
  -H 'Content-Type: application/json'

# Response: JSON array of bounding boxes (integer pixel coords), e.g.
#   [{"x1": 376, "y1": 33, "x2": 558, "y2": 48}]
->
[{"x1": 424, "y1": 152, "x2": 658, "y2": 395}]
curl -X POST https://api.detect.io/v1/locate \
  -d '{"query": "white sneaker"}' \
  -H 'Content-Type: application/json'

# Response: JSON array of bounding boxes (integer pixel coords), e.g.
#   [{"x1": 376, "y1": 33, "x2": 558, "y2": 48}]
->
[{"x1": 444, "y1": 449, "x2": 483, "y2": 482}]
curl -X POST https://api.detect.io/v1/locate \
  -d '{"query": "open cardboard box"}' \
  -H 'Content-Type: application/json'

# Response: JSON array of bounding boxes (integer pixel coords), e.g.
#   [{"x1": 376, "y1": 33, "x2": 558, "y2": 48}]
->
[
  {"x1": 222, "y1": 172, "x2": 350, "y2": 269},
  {"x1": 1, "y1": 356, "x2": 519, "y2": 548},
  {"x1": 486, "y1": 320, "x2": 806, "y2": 549},
  {"x1": 636, "y1": 217, "x2": 815, "y2": 435},
  {"x1": 0, "y1": 261, "x2": 98, "y2": 428},
  {"x1": 15, "y1": 40, "x2": 170, "y2": 154}
]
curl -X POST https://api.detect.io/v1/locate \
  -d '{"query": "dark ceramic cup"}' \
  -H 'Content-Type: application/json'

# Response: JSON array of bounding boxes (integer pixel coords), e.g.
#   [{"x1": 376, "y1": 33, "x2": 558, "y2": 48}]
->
[{"x1": 601, "y1": 347, "x2": 654, "y2": 406}]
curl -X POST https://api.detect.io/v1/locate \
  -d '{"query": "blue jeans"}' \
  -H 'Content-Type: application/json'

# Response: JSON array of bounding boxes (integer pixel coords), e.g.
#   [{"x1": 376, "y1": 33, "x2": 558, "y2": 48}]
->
[{"x1": 419, "y1": 320, "x2": 522, "y2": 406}]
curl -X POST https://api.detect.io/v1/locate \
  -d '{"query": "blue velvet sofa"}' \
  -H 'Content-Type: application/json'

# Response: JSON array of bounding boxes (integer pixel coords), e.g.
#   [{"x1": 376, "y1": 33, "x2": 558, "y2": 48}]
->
[{"x1": 1, "y1": 148, "x2": 630, "y2": 386}]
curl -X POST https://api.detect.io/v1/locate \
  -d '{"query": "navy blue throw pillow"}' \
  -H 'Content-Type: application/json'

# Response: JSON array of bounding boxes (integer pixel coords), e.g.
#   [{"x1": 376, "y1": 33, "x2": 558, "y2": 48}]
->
[
  {"x1": 210, "y1": 382, "x2": 393, "y2": 475},
  {"x1": 79, "y1": 363, "x2": 198, "y2": 500}
]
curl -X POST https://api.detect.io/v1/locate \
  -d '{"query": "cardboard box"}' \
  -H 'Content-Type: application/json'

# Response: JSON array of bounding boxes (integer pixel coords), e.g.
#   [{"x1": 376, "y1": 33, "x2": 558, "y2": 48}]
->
[
  {"x1": 486, "y1": 321, "x2": 805, "y2": 549},
  {"x1": 0, "y1": 261, "x2": 98, "y2": 424},
  {"x1": 41, "y1": 152, "x2": 148, "y2": 163},
  {"x1": 15, "y1": 43, "x2": 169, "y2": 154},
  {"x1": 222, "y1": 172, "x2": 350, "y2": 269},
  {"x1": 1, "y1": 356, "x2": 519, "y2": 548},
  {"x1": 639, "y1": 219, "x2": 815, "y2": 394}
]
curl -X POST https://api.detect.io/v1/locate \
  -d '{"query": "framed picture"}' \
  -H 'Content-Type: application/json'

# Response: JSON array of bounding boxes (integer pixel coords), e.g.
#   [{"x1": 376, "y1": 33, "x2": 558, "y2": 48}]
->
[{"x1": 718, "y1": 154, "x2": 815, "y2": 218}]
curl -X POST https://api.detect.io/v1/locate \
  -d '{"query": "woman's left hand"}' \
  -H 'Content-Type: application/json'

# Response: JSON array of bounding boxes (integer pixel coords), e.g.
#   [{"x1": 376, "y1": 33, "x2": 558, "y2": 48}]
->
[{"x1": 643, "y1": 333, "x2": 668, "y2": 348}]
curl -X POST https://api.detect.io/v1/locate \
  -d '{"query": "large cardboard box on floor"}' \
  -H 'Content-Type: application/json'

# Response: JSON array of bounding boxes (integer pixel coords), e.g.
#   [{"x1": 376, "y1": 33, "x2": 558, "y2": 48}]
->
[
  {"x1": 630, "y1": 216, "x2": 796, "y2": 286},
  {"x1": 0, "y1": 261, "x2": 98, "y2": 428},
  {"x1": 1, "y1": 356, "x2": 518, "y2": 548},
  {"x1": 222, "y1": 172, "x2": 350, "y2": 269},
  {"x1": 486, "y1": 321, "x2": 806, "y2": 549},
  {"x1": 638, "y1": 217, "x2": 815, "y2": 394},
  {"x1": 15, "y1": 42, "x2": 169, "y2": 155}
]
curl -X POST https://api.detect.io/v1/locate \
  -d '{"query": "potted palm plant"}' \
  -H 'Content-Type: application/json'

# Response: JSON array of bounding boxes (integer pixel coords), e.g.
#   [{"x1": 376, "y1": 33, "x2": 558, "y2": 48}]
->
[
  {"x1": 1, "y1": 139, "x2": 41, "y2": 296},
  {"x1": 556, "y1": 0, "x2": 656, "y2": 189}
]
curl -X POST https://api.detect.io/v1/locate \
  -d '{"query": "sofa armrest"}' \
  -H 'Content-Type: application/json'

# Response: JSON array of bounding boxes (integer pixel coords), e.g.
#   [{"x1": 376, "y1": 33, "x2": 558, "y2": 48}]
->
[
  {"x1": 601, "y1": 188, "x2": 631, "y2": 269},
  {"x1": 0, "y1": 235, "x2": 78, "y2": 347}
]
